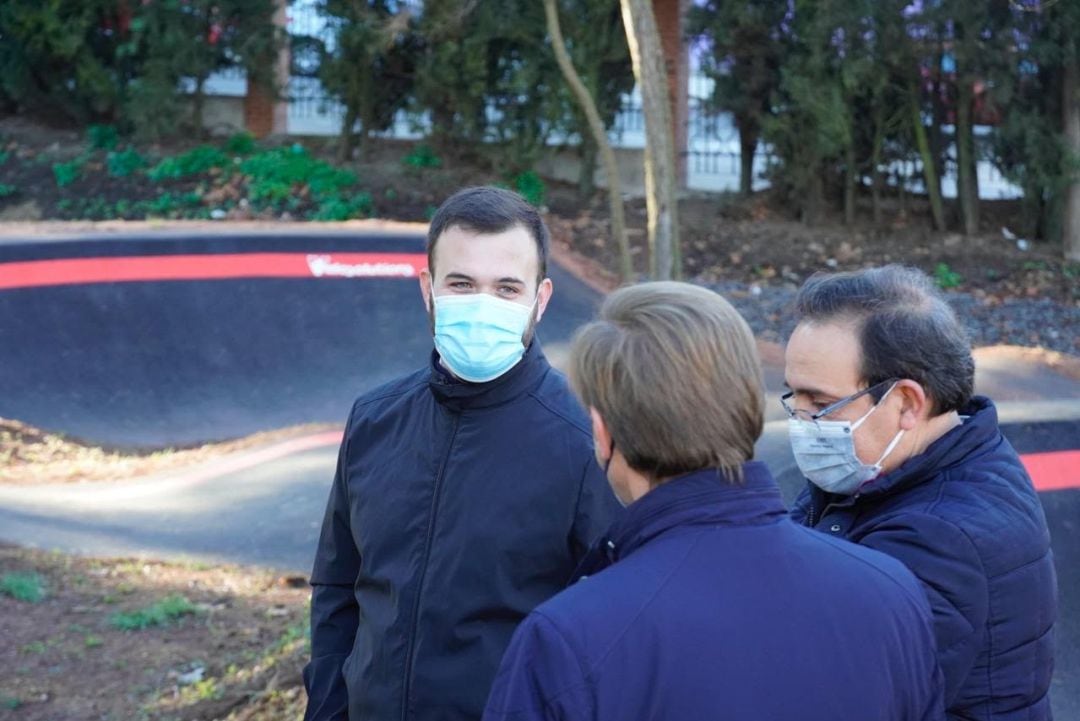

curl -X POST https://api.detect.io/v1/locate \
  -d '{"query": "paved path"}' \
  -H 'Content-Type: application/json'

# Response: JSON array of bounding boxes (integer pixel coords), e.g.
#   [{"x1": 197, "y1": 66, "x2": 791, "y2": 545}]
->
[{"x1": 1, "y1": 228, "x2": 1077, "y2": 717}]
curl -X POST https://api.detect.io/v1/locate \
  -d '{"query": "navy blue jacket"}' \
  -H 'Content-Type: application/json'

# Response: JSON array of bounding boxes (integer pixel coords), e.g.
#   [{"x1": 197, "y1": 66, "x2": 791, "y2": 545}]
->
[
  {"x1": 791, "y1": 397, "x2": 1057, "y2": 720},
  {"x1": 304, "y1": 343, "x2": 622, "y2": 721},
  {"x1": 484, "y1": 463, "x2": 945, "y2": 721}
]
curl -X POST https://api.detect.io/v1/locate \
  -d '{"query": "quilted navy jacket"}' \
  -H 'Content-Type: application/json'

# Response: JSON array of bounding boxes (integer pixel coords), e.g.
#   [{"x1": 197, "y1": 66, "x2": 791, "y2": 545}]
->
[
  {"x1": 484, "y1": 463, "x2": 945, "y2": 721},
  {"x1": 303, "y1": 342, "x2": 622, "y2": 721},
  {"x1": 791, "y1": 397, "x2": 1057, "y2": 720}
]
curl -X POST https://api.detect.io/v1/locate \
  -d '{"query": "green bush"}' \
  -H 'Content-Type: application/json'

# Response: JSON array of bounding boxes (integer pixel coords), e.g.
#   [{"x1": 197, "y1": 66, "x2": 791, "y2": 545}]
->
[
  {"x1": 0, "y1": 572, "x2": 47, "y2": 603},
  {"x1": 513, "y1": 170, "x2": 546, "y2": 207},
  {"x1": 109, "y1": 594, "x2": 198, "y2": 631},
  {"x1": 223, "y1": 132, "x2": 257, "y2": 155},
  {"x1": 148, "y1": 146, "x2": 230, "y2": 181},
  {"x1": 140, "y1": 191, "x2": 203, "y2": 217},
  {"x1": 87, "y1": 124, "x2": 119, "y2": 151},
  {"x1": 402, "y1": 143, "x2": 441, "y2": 169},
  {"x1": 106, "y1": 148, "x2": 146, "y2": 178},
  {"x1": 934, "y1": 262, "x2": 963, "y2": 289},
  {"x1": 240, "y1": 145, "x2": 358, "y2": 210},
  {"x1": 0, "y1": 183, "x2": 16, "y2": 198},
  {"x1": 313, "y1": 192, "x2": 374, "y2": 221},
  {"x1": 52, "y1": 160, "x2": 83, "y2": 188}
]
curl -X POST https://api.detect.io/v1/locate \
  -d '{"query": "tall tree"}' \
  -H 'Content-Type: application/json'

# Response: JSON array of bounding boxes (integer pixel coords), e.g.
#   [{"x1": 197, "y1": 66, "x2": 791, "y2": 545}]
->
[
  {"x1": 620, "y1": 0, "x2": 680, "y2": 279},
  {"x1": 1061, "y1": 10, "x2": 1080, "y2": 260},
  {"x1": 544, "y1": 0, "x2": 633, "y2": 281},
  {"x1": 555, "y1": 0, "x2": 634, "y2": 195},
  {"x1": 687, "y1": 0, "x2": 787, "y2": 196},
  {"x1": 319, "y1": 1, "x2": 419, "y2": 161}
]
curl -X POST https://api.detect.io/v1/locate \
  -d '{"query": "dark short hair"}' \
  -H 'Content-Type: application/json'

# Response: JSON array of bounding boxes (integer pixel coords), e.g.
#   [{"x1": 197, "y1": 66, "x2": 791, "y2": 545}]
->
[
  {"x1": 427, "y1": 186, "x2": 550, "y2": 285},
  {"x1": 792, "y1": 265, "x2": 974, "y2": 415}
]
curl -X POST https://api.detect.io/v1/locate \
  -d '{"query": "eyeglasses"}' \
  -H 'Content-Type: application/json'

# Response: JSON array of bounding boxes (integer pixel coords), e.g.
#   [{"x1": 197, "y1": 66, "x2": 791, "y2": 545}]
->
[{"x1": 780, "y1": 378, "x2": 899, "y2": 422}]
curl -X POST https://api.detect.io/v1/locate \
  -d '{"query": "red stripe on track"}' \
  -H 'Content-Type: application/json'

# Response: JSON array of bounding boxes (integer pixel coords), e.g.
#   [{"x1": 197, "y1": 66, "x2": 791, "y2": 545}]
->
[
  {"x1": 0, "y1": 252, "x2": 428, "y2": 290},
  {"x1": 1021, "y1": 451, "x2": 1080, "y2": 492}
]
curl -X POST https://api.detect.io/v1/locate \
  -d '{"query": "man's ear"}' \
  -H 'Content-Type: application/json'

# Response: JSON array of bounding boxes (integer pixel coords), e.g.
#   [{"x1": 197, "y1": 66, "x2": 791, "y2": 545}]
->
[
  {"x1": 419, "y1": 268, "x2": 433, "y2": 311},
  {"x1": 535, "y1": 277, "x2": 554, "y2": 322},
  {"x1": 589, "y1": 407, "x2": 612, "y2": 463},
  {"x1": 895, "y1": 379, "x2": 930, "y2": 430}
]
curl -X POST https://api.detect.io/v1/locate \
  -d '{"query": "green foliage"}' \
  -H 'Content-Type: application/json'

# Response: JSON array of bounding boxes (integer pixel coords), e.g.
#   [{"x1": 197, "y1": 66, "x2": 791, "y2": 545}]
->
[
  {"x1": 52, "y1": 160, "x2": 83, "y2": 188},
  {"x1": 0, "y1": 183, "x2": 16, "y2": 198},
  {"x1": 414, "y1": 0, "x2": 632, "y2": 172},
  {"x1": 403, "y1": 143, "x2": 442, "y2": 169},
  {"x1": 934, "y1": 263, "x2": 963, "y2": 289},
  {"x1": 2, "y1": 696, "x2": 20, "y2": 711},
  {"x1": 87, "y1": 124, "x2": 119, "y2": 150},
  {"x1": 313, "y1": 192, "x2": 374, "y2": 221},
  {"x1": 109, "y1": 594, "x2": 198, "y2": 631},
  {"x1": 84, "y1": 634, "x2": 104, "y2": 649},
  {"x1": 512, "y1": 170, "x2": 546, "y2": 207},
  {"x1": 0, "y1": 0, "x2": 278, "y2": 136},
  {"x1": 240, "y1": 145, "x2": 358, "y2": 211},
  {"x1": 319, "y1": 0, "x2": 421, "y2": 157},
  {"x1": 148, "y1": 146, "x2": 230, "y2": 181},
  {"x1": 106, "y1": 148, "x2": 146, "y2": 178},
  {"x1": 224, "y1": 132, "x2": 257, "y2": 156},
  {"x1": 142, "y1": 192, "x2": 203, "y2": 217},
  {"x1": 1, "y1": 572, "x2": 47, "y2": 602}
]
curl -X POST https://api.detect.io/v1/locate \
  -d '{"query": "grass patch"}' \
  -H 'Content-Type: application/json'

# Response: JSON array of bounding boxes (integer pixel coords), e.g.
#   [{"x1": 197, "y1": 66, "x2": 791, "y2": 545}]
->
[
  {"x1": 1, "y1": 571, "x2": 47, "y2": 602},
  {"x1": 109, "y1": 594, "x2": 199, "y2": 631}
]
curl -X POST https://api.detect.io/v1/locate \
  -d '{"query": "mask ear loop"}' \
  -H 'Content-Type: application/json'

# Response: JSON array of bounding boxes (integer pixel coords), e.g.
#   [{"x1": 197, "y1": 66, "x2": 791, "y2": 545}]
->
[
  {"x1": 603, "y1": 439, "x2": 616, "y2": 474},
  {"x1": 851, "y1": 381, "x2": 899, "y2": 431},
  {"x1": 873, "y1": 428, "x2": 906, "y2": 468}
]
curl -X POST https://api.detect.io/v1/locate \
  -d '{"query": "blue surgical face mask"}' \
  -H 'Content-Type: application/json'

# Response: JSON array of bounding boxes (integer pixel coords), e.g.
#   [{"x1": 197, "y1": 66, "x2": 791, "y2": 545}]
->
[
  {"x1": 788, "y1": 382, "x2": 905, "y2": 495},
  {"x1": 432, "y1": 293, "x2": 536, "y2": 383}
]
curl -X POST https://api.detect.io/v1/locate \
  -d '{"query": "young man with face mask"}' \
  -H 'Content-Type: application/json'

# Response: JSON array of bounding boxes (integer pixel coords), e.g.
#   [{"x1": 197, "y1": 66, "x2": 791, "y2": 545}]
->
[
  {"x1": 303, "y1": 187, "x2": 622, "y2": 721},
  {"x1": 483, "y1": 282, "x2": 944, "y2": 721},
  {"x1": 783, "y1": 265, "x2": 1057, "y2": 721}
]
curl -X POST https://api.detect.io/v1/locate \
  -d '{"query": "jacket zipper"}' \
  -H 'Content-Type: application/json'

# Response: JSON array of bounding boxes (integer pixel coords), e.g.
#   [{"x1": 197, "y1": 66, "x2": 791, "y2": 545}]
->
[{"x1": 400, "y1": 414, "x2": 461, "y2": 721}]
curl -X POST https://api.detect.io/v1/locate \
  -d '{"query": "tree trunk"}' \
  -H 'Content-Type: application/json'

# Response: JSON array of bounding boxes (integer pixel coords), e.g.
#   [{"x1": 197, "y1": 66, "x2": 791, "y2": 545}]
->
[
  {"x1": 737, "y1": 117, "x2": 757, "y2": 197},
  {"x1": 1063, "y1": 39, "x2": 1080, "y2": 261},
  {"x1": 338, "y1": 105, "x2": 358, "y2": 163},
  {"x1": 802, "y1": 167, "x2": 825, "y2": 226},
  {"x1": 910, "y1": 86, "x2": 947, "y2": 232},
  {"x1": 871, "y1": 107, "x2": 884, "y2": 225},
  {"x1": 844, "y1": 138, "x2": 857, "y2": 226},
  {"x1": 544, "y1": 0, "x2": 633, "y2": 281},
  {"x1": 579, "y1": 132, "x2": 598, "y2": 197},
  {"x1": 193, "y1": 76, "x2": 206, "y2": 138},
  {"x1": 956, "y1": 80, "x2": 979, "y2": 236},
  {"x1": 620, "y1": 0, "x2": 680, "y2": 280}
]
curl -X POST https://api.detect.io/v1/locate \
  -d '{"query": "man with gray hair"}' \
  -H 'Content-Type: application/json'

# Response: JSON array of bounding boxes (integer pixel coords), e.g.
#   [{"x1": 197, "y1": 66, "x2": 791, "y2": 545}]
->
[{"x1": 783, "y1": 265, "x2": 1057, "y2": 720}]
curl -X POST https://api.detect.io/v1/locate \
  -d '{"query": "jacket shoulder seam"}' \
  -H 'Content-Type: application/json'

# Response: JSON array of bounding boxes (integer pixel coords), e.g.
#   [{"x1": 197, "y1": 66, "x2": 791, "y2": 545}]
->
[{"x1": 527, "y1": 388, "x2": 592, "y2": 439}]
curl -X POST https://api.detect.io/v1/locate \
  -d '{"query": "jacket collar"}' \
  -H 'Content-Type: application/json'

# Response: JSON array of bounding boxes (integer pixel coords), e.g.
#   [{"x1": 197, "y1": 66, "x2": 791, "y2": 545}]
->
[
  {"x1": 573, "y1": 462, "x2": 786, "y2": 580},
  {"x1": 806, "y1": 395, "x2": 1002, "y2": 511},
  {"x1": 428, "y1": 340, "x2": 550, "y2": 412}
]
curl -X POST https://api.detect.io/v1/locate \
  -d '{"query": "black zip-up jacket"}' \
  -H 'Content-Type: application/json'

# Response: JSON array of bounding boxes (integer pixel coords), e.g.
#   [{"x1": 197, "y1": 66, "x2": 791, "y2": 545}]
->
[{"x1": 303, "y1": 342, "x2": 622, "y2": 721}]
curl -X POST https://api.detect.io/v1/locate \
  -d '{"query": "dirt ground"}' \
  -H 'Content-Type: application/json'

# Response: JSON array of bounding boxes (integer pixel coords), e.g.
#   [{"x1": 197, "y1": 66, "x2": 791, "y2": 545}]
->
[
  {"x1": 0, "y1": 421, "x2": 340, "y2": 487},
  {"x1": 0, "y1": 544, "x2": 309, "y2": 721}
]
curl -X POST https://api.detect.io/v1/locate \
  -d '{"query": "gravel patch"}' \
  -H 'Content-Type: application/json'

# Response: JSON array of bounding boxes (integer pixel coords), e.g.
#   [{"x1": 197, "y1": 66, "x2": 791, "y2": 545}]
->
[{"x1": 703, "y1": 280, "x2": 1080, "y2": 356}]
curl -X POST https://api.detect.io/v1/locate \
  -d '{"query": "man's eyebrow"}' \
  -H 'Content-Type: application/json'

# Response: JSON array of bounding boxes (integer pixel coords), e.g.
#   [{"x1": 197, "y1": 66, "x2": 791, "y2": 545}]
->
[
  {"x1": 443, "y1": 272, "x2": 475, "y2": 282},
  {"x1": 785, "y1": 381, "x2": 833, "y2": 397},
  {"x1": 496, "y1": 276, "x2": 526, "y2": 285}
]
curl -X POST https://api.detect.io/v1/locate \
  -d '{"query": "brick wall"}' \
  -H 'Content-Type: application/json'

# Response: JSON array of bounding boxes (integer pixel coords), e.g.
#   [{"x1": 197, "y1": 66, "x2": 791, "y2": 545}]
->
[{"x1": 244, "y1": 0, "x2": 289, "y2": 138}]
